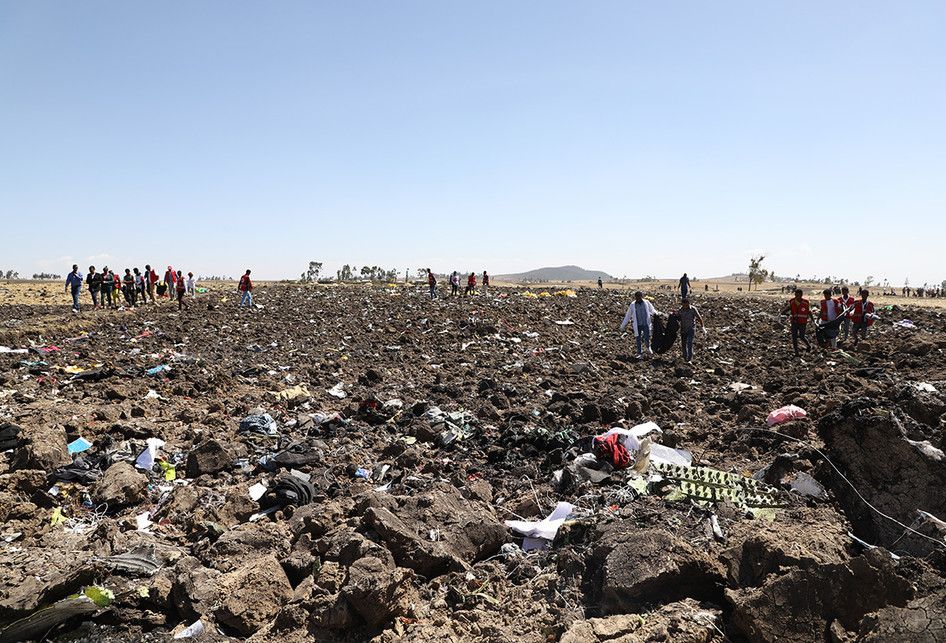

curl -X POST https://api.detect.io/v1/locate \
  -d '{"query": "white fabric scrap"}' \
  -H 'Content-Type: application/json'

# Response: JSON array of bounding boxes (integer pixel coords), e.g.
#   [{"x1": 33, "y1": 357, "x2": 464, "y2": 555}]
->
[
  {"x1": 505, "y1": 501, "x2": 575, "y2": 546},
  {"x1": 135, "y1": 438, "x2": 166, "y2": 470}
]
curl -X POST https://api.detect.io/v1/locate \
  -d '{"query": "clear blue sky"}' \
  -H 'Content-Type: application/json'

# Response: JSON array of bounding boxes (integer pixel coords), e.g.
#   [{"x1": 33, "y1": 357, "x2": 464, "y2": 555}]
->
[{"x1": 1, "y1": 1, "x2": 944, "y2": 285}]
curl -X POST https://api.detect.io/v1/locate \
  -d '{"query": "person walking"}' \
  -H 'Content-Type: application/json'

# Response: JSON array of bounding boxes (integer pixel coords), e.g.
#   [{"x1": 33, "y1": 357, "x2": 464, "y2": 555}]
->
[
  {"x1": 620, "y1": 291, "x2": 661, "y2": 359},
  {"x1": 186, "y1": 272, "x2": 196, "y2": 297},
  {"x1": 427, "y1": 269, "x2": 437, "y2": 300},
  {"x1": 238, "y1": 270, "x2": 254, "y2": 307},
  {"x1": 101, "y1": 267, "x2": 115, "y2": 309},
  {"x1": 86, "y1": 266, "x2": 102, "y2": 309},
  {"x1": 678, "y1": 297, "x2": 705, "y2": 363},
  {"x1": 679, "y1": 273, "x2": 691, "y2": 300},
  {"x1": 450, "y1": 271, "x2": 460, "y2": 296},
  {"x1": 175, "y1": 270, "x2": 186, "y2": 310},
  {"x1": 597, "y1": 278, "x2": 603, "y2": 289},
  {"x1": 817, "y1": 288, "x2": 844, "y2": 349},
  {"x1": 65, "y1": 265, "x2": 83, "y2": 313},
  {"x1": 781, "y1": 288, "x2": 813, "y2": 355},
  {"x1": 851, "y1": 289, "x2": 876, "y2": 347},
  {"x1": 464, "y1": 272, "x2": 476, "y2": 296},
  {"x1": 482, "y1": 271, "x2": 489, "y2": 296}
]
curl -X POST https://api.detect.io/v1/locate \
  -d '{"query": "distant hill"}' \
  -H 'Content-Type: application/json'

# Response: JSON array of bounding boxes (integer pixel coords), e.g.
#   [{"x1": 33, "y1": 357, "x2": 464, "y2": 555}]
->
[{"x1": 496, "y1": 265, "x2": 612, "y2": 282}]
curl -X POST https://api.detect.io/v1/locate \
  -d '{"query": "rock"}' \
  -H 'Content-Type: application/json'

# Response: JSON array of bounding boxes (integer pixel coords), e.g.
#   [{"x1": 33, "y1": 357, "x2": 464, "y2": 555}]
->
[
  {"x1": 11, "y1": 424, "x2": 70, "y2": 471},
  {"x1": 589, "y1": 526, "x2": 725, "y2": 614},
  {"x1": 727, "y1": 550, "x2": 913, "y2": 642},
  {"x1": 858, "y1": 590, "x2": 946, "y2": 642},
  {"x1": 361, "y1": 484, "x2": 506, "y2": 578},
  {"x1": 171, "y1": 556, "x2": 224, "y2": 621},
  {"x1": 92, "y1": 462, "x2": 148, "y2": 508},
  {"x1": 561, "y1": 599, "x2": 722, "y2": 643},
  {"x1": 215, "y1": 555, "x2": 293, "y2": 636},
  {"x1": 819, "y1": 399, "x2": 946, "y2": 555},
  {"x1": 185, "y1": 438, "x2": 231, "y2": 477},
  {"x1": 721, "y1": 508, "x2": 850, "y2": 587},
  {"x1": 341, "y1": 556, "x2": 412, "y2": 628}
]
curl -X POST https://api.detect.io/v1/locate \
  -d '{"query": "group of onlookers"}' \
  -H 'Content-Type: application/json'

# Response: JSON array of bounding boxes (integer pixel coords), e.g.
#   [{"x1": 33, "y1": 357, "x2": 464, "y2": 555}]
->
[
  {"x1": 66, "y1": 265, "x2": 257, "y2": 312},
  {"x1": 426, "y1": 270, "x2": 489, "y2": 299},
  {"x1": 65, "y1": 264, "x2": 197, "y2": 312}
]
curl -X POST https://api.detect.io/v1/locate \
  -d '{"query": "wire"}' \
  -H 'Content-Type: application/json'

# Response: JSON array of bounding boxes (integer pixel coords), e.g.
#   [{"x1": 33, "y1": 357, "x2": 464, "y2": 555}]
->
[{"x1": 747, "y1": 426, "x2": 946, "y2": 550}]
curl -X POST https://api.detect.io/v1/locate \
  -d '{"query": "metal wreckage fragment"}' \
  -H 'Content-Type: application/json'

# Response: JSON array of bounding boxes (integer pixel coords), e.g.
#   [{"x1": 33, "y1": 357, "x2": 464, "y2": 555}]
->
[{"x1": 649, "y1": 461, "x2": 786, "y2": 511}]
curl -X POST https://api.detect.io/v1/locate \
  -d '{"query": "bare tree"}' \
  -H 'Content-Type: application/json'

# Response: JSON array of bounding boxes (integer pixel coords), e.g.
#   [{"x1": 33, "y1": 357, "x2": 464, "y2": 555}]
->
[{"x1": 748, "y1": 255, "x2": 769, "y2": 291}]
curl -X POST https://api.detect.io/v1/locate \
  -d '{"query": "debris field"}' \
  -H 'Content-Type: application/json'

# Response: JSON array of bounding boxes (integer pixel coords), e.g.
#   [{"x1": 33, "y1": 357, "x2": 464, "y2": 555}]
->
[{"x1": 1, "y1": 284, "x2": 945, "y2": 642}]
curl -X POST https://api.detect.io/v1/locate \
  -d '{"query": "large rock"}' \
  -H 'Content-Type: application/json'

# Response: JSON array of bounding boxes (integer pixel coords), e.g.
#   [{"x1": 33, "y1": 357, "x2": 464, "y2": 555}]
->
[
  {"x1": 818, "y1": 399, "x2": 946, "y2": 555},
  {"x1": 727, "y1": 550, "x2": 913, "y2": 642},
  {"x1": 11, "y1": 423, "x2": 70, "y2": 471},
  {"x1": 93, "y1": 462, "x2": 148, "y2": 508},
  {"x1": 360, "y1": 483, "x2": 506, "y2": 578},
  {"x1": 171, "y1": 556, "x2": 223, "y2": 622},
  {"x1": 561, "y1": 599, "x2": 722, "y2": 643},
  {"x1": 185, "y1": 438, "x2": 232, "y2": 477},
  {"x1": 720, "y1": 508, "x2": 850, "y2": 588},
  {"x1": 589, "y1": 527, "x2": 725, "y2": 615},
  {"x1": 341, "y1": 556, "x2": 412, "y2": 628},
  {"x1": 215, "y1": 555, "x2": 293, "y2": 635},
  {"x1": 858, "y1": 590, "x2": 946, "y2": 642}
]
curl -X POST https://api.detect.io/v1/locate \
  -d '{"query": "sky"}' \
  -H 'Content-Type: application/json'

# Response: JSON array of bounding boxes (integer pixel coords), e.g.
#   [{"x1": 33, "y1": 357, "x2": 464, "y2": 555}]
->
[{"x1": 1, "y1": 1, "x2": 944, "y2": 284}]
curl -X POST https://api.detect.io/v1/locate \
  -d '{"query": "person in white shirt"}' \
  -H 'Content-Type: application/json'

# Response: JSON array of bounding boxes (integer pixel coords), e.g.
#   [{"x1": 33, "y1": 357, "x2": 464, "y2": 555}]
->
[
  {"x1": 186, "y1": 272, "x2": 197, "y2": 297},
  {"x1": 620, "y1": 291, "x2": 661, "y2": 358}
]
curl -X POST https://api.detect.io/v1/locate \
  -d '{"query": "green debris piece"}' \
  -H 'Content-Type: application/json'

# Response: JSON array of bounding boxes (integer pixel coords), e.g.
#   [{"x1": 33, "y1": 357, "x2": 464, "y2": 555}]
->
[
  {"x1": 750, "y1": 507, "x2": 778, "y2": 521},
  {"x1": 652, "y1": 461, "x2": 786, "y2": 511},
  {"x1": 0, "y1": 585, "x2": 112, "y2": 642},
  {"x1": 663, "y1": 487, "x2": 687, "y2": 502},
  {"x1": 82, "y1": 585, "x2": 114, "y2": 608},
  {"x1": 627, "y1": 476, "x2": 649, "y2": 495}
]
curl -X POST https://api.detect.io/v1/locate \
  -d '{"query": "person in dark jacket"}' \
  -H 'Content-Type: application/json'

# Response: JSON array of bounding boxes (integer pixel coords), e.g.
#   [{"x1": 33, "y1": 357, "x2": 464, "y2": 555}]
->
[
  {"x1": 101, "y1": 266, "x2": 114, "y2": 308},
  {"x1": 86, "y1": 266, "x2": 102, "y2": 309},
  {"x1": 123, "y1": 269, "x2": 137, "y2": 306}
]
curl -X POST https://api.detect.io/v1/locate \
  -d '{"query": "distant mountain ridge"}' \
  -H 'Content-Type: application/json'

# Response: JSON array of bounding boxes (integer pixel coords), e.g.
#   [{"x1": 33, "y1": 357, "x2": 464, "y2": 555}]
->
[{"x1": 496, "y1": 265, "x2": 612, "y2": 282}]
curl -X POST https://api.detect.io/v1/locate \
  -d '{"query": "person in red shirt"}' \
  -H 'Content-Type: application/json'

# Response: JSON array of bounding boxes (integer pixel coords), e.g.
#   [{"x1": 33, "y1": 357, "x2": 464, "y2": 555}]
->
[
  {"x1": 851, "y1": 288, "x2": 876, "y2": 347},
  {"x1": 781, "y1": 288, "x2": 814, "y2": 355},
  {"x1": 426, "y1": 269, "x2": 437, "y2": 300},
  {"x1": 464, "y1": 272, "x2": 476, "y2": 296},
  {"x1": 239, "y1": 269, "x2": 254, "y2": 307},
  {"x1": 482, "y1": 271, "x2": 490, "y2": 296}
]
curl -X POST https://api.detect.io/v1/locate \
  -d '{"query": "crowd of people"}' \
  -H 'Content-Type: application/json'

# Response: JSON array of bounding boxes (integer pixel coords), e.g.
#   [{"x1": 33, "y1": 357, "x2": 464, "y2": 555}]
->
[
  {"x1": 426, "y1": 270, "x2": 489, "y2": 299},
  {"x1": 64, "y1": 265, "x2": 256, "y2": 312},
  {"x1": 781, "y1": 286, "x2": 875, "y2": 355}
]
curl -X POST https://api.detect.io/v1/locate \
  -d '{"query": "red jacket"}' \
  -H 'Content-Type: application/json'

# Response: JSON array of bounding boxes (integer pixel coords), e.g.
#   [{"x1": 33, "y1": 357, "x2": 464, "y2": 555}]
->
[
  {"x1": 789, "y1": 298, "x2": 811, "y2": 324},
  {"x1": 819, "y1": 298, "x2": 843, "y2": 321},
  {"x1": 427, "y1": 273, "x2": 436, "y2": 286},
  {"x1": 467, "y1": 274, "x2": 476, "y2": 286},
  {"x1": 149, "y1": 270, "x2": 159, "y2": 284},
  {"x1": 852, "y1": 300, "x2": 875, "y2": 325},
  {"x1": 838, "y1": 295, "x2": 855, "y2": 317},
  {"x1": 239, "y1": 275, "x2": 252, "y2": 292}
]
